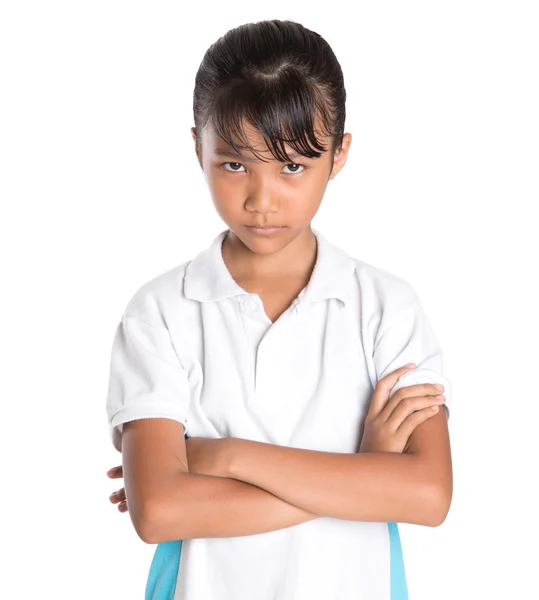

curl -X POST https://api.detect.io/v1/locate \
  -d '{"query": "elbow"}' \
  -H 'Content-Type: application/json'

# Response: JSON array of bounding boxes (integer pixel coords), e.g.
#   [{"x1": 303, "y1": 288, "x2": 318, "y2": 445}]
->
[
  {"x1": 132, "y1": 501, "x2": 169, "y2": 544},
  {"x1": 422, "y1": 482, "x2": 452, "y2": 527},
  {"x1": 135, "y1": 499, "x2": 188, "y2": 544},
  {"x1": 131, "y1": 472, "x2": 193, "y2": 543}
]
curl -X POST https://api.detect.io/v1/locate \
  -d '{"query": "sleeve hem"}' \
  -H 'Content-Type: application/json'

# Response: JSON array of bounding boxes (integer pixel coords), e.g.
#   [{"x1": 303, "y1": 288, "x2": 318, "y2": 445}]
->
[
  {"x1": 389, "y1": 367, "x2": 453, "y2": 419},
  {"x1": 109, "y1": 403, "x2": 188, "y2": 445}
]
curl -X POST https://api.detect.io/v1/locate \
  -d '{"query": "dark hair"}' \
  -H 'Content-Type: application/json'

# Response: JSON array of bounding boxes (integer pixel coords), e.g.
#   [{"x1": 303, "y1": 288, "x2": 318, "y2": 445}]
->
[{"x1": 193, "y1": 19, "x2": 346, "y2": 169}]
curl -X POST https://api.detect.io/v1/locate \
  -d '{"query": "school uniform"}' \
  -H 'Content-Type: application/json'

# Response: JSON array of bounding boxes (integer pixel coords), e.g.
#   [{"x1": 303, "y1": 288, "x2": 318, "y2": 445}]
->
[{"x1": 106, "y1": 227, "x2": 452, "y2": 600}]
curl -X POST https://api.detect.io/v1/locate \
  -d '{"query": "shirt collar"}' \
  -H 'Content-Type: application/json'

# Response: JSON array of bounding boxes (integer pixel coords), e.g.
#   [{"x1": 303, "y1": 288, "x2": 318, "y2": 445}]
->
[{"x1": 184, "y1": 227, "x2": 356, "y2": 306}]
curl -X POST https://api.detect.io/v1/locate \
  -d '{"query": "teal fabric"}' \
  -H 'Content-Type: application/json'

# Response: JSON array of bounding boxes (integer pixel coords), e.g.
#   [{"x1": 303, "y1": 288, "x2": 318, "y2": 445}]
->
[
  {"x1": 145, "y1": 541, "x2": 182, "y2": 600},
  {"x1": 387, "y1": 522, "x2": 409, "y2": 599}
]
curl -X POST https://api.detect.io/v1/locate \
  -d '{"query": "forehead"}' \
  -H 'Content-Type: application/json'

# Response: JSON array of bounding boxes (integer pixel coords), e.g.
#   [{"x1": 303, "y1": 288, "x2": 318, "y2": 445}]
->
[
  {"x1": 200, "y1": 120, "x2": 279, "y2": 158},
  {"x1": 201, "y1": 115, "x2": 330, "y2": 161}
]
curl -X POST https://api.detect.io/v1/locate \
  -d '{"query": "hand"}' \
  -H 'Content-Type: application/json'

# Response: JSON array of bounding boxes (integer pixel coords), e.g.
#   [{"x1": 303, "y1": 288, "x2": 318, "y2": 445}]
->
[
  {"x1": 106, "y1": 437, "x2": 234, "y2": 513},
  {"x1": 107, "y1": 465, "x2": 127, "y2": 513},
  {"x1": 359, "y1": 364, "x2": 446, "y2": 454}
]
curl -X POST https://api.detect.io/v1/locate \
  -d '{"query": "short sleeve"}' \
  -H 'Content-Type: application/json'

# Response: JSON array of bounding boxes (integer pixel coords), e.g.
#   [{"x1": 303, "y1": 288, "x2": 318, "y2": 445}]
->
[
  {"x1": 105, "y1": 313, "x2": 191, "y2": 450},
  {"x1": 373, "y1": 297, "x2": 453, "y2": 420}
]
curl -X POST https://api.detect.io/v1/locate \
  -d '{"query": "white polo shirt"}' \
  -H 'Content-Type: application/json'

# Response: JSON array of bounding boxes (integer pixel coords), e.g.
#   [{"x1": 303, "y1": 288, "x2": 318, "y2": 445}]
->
[{"x1": 106, "y1": 227, "x2": 452, "y2": 600}]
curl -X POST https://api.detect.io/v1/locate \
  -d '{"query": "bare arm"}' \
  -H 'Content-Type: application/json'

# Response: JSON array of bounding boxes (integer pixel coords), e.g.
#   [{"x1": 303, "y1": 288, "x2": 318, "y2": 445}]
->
[
  {"x1": 210, "y1": 375, "x2": 452, "y2": 527},
  {"x1": 121, "y1": 378, "x2": 451, "y2": 542},
  {"x1": 223, "y1": 408, "x2": 451, "y2": 527},
  {"x1": 121, "y1": 418, "x2": 319, "y2": 545},
  {"x1": 152, "y1": 471, "x2": 319, "y2": 543}
]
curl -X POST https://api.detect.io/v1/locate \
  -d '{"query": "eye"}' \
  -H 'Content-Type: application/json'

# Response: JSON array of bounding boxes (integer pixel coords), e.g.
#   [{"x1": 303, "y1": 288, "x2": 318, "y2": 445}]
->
[
  {"x1": 220, "y1": 162, "x2": 306, "y2": 174},
  {"x1": 282, "y1": 163, "x2": 306, "y2": 174},
  {"x1": 221, "y1": 162, "x2": 246, "y2": 172}
]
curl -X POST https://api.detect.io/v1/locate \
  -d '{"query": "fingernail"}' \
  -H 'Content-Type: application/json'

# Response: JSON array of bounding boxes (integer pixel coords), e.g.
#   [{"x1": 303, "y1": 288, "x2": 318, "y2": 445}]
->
[
  {"x1": 405, "y1": 363, "x2": 416, "y2": 368},
  {"x1": 435, "y1": 384, "x2": 444, "y2": 390}
]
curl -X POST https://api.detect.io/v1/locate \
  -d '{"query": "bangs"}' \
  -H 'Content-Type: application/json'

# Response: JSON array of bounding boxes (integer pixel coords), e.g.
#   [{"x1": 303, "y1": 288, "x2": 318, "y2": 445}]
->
[{"x1": 208, "y1": 69, "x2": 335, "y2": 163}]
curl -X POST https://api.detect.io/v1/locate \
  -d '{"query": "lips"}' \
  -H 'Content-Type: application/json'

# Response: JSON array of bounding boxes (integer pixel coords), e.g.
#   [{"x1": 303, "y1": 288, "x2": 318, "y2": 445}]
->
[{"x1": 244, "y1": 225, "x2": 286, "y2": 236}]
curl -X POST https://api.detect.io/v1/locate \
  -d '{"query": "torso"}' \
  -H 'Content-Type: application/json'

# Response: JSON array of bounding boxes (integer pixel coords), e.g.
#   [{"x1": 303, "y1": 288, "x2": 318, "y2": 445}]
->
[{"x1": 111, "y1": 227, "x2": 416, "y2": 599}]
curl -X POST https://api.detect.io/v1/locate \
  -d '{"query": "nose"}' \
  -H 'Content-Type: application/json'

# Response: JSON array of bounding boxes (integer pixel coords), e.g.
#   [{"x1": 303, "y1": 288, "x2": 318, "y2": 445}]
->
[{"x1": 245, "y1": 178, "x2": 280, "y2": 214}]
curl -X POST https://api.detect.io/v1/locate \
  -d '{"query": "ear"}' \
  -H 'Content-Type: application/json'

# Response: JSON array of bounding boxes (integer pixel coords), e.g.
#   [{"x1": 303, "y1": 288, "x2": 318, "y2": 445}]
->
[{"x1": 329, "y1": 133, "x2": 352, "y2": 180}]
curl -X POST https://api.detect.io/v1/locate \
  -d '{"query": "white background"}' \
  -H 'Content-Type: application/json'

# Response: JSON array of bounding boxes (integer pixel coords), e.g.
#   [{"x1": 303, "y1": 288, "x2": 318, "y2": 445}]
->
[{"x1": 2, "y1": 1, "x2": 537, "y2": 598}]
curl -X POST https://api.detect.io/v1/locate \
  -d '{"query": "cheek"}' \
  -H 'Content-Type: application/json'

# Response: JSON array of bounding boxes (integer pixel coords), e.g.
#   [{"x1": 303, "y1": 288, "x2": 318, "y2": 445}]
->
[
  {"x1": 204, "y1": 171, "x2": 235, "y2": 199},
  {"x1": 207, "y1": 170, "x2": 244, "y2": 195},
  {"x1": 207, "y1": 187, "x2": 241, "y2": 223}
]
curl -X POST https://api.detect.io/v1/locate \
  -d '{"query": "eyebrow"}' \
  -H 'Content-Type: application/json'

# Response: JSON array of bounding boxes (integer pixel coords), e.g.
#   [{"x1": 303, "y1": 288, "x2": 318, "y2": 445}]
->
[{"x1": 213, "y1": 148, "x2": 307, "y2": 162}]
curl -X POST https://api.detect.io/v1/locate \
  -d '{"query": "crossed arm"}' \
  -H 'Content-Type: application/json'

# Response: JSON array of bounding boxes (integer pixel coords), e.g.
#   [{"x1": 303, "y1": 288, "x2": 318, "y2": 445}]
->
[
  {"x1": 222, "y1": 432, "x2": 448, "y2": 525},
  {"x1": 142, "y1": 410, "x2": 451, "y2": 544}
]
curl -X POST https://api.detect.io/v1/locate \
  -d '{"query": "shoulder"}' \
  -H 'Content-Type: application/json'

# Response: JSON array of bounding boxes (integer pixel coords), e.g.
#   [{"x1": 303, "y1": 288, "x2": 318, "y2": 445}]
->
[
  {"x1": 122, "y1": 259, "x2": 192, "y2": 328},
  {"x1": 349, "y1": 255, "x2": 420, "y2": 316},
  {"x1": 320, "y1": 229, "x2": 421, "y2": 318}
]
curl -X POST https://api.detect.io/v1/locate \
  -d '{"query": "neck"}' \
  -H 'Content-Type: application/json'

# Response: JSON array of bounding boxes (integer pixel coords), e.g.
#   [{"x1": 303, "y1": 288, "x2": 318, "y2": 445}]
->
[{"x1": 221, "y1": 227, "x2": 317, "y2": 281}]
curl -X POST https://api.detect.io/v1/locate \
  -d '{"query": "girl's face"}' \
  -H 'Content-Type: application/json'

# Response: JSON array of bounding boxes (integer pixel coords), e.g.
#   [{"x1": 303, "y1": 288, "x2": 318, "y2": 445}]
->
[{"x1": 191, "y1": 117, "x2": 351, "y2": 255}]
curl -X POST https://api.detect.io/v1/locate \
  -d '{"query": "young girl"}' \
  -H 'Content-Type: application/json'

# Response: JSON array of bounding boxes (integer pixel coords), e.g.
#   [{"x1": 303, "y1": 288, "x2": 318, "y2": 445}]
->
[{"x1": 105, "y1": 19, "x2": 452, "y2": 600}]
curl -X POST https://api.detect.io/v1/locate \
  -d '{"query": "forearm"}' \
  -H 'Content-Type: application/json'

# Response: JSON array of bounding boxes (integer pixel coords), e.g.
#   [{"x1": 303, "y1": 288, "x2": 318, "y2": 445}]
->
[
  {"x1": 147, "y1": 472, "x2": 319, "y2": 543},
  {"x1": 228, "y1": 440, "x2": 442, "y2": 526}
]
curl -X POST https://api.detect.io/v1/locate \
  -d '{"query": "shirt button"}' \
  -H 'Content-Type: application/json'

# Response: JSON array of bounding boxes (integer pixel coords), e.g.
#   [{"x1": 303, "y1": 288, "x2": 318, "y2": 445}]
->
[{"x1": 243, "y1": 298, "x2": 255, "y2": 311}]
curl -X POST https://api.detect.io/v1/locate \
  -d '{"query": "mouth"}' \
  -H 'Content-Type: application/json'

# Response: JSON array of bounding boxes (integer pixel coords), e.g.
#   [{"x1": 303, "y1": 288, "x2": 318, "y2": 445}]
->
[{"x1": 244, "y1": 225, "x2": 286, "y2": 236}]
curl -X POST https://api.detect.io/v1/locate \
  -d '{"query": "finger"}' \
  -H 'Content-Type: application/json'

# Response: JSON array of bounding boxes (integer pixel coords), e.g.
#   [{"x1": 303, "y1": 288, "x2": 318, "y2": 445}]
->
[
  {"x1": 106, "y1": 466, "x2": 123, "y2": 479},
  {"x1": 368, "y1": 364, "x2": 417, "y2": 419},
  {"x1": 395, "y1": 405, "x2": 441, "y2": 441},
  {"x1": 109, "y1": 488, "x2": 126, "y2": 504},
  {"x1": 118, "y1": 500, "x2": 128, "y2": 512},
  {"x1": 383, "y1": 393, "x2": 445, "y2": 430},
  {"x1": 379, "y1": 384, "x2": 444, "y2": 423}
]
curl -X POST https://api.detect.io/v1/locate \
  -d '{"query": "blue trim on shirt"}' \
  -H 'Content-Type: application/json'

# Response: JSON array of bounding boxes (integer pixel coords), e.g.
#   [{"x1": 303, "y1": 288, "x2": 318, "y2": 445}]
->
[
  {"x1": 388, "y1": 522, "x2": 409, "y2": 599},
  {"x1": 145, "y1": 541, "x2": 182, "y2": 600}
]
